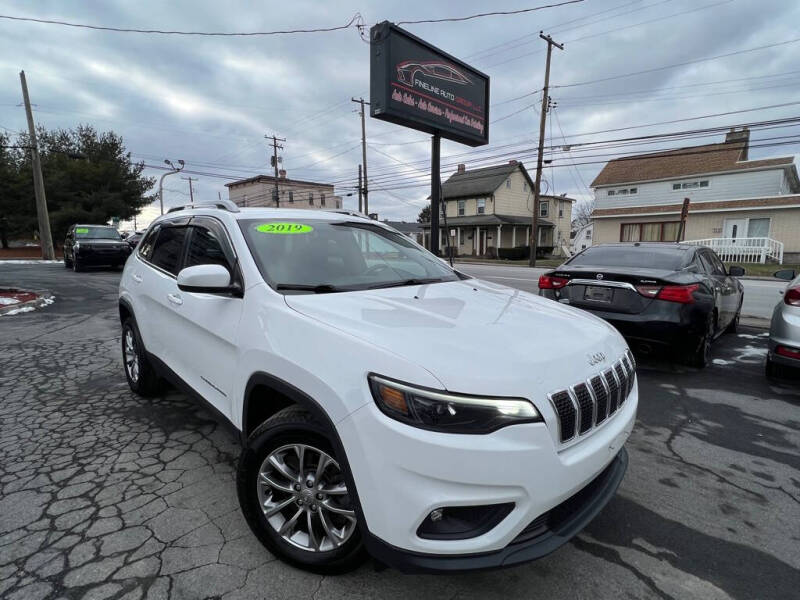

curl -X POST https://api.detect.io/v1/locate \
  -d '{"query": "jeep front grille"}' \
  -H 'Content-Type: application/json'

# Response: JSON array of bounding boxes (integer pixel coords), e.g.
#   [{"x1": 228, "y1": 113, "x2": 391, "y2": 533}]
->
[{"x1": 548, "y1": 354, "x2": 636, "y2": 443}]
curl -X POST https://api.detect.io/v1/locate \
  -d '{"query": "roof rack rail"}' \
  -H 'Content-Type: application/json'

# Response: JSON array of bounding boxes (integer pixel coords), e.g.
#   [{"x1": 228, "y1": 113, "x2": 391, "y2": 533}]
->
[
  {"x1": 167, "y1": 200, "x2": 240, "y2": 214},
  {"x1": 325, "y1": 209, "x2": 370, "y2": 219}
]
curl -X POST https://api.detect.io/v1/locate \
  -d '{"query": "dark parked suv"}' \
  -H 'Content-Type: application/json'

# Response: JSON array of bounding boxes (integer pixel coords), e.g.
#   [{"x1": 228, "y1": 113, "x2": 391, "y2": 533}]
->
[{"x1": 64, "y1": 224, "x2": 132, "y2": 271}]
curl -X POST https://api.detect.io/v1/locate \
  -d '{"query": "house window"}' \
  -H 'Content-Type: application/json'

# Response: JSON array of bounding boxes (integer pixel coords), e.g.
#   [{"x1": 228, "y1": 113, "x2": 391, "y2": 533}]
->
[
  {"x1": 459, "y1": 229, "x2": 464, "y2": 245},
  {"x1": 585, "y1": 230, "x2": 592, "y2": 239},
  {"x1": 558, "y1": 202, "x2": 564, "y2": 218},
  {"x1": 308, "y1": 192, "x2": 313, "y2": 205},
  {"x1": 288, "y1": 191, "x2": 294, "y2": 203},
  {"x1": 608, "y1": 187, "x2": 637, "y2": 196},
  {"x1": 673, "y1": 180, "x2": 709, "y2": 190},
  {"x1": 540, "y1": 201, "x2": 549, "y2": 218},
  {"x1": 620, "y1": 221, "x2": 681, "y2": 242},
  {"x1": 608, "y1": 190, "x2": 615, "y2": 196},
  {"x1": 747, "y1": 218, "x2": 770, "y2": 238},
  {"x1": 457, "y1": 200, "x2": 465, "y2": 216},
  {"x1": 477, "y1": 199, "x2": 486, "y2": 214},
  {"x1": 321, "y1": 193, "x2": 326, "y2": 207}
]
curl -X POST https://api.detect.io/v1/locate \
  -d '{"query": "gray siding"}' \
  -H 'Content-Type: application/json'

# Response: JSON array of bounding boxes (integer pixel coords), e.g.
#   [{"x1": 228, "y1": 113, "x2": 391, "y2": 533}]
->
[{"x1": 595, "y1": 168, "x2": 785, "y2": 210}]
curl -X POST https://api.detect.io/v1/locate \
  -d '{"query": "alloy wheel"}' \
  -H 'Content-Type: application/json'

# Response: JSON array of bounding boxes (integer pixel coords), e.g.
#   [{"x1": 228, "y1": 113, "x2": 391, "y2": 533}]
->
[
  {"x1": 257, "y1": 443, "x2": 356, "y2": 552},
  {"x1": 124, "y1": 328, "x2": 139, "y2": 383}
]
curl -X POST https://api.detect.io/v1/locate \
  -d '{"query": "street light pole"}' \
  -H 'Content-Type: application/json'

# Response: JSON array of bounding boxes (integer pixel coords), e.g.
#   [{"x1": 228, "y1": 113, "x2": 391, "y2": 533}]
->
[{"x1": 159, "y1": 159, "x2": 185, "y2": 215}]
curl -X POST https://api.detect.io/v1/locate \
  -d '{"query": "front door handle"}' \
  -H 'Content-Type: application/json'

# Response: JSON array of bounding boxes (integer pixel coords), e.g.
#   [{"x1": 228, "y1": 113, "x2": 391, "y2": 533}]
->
[
  {"x1": 132, "y1": 273, "x2": 143, "y2": 283},
  {"x1": 167, "y1": 293, "x2": 183, "y2": 306}
]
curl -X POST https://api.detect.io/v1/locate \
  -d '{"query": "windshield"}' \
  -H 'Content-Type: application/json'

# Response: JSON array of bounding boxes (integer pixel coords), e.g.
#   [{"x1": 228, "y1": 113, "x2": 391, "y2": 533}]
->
[
  {"x1": 239, "y1": 219, "x2": 461, "y2": 293},
  {"x1": 75, "y1": 226, "x2": 122, "y2": 240},
  {"x1": 568, "y1": 245, "x2": 687, "y2": 270}
]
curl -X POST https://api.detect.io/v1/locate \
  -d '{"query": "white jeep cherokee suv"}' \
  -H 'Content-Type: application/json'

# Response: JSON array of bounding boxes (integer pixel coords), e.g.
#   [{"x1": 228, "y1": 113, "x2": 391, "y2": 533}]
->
[{"x1": 118, "y1": 202, "x2": 637, "y2": 574}]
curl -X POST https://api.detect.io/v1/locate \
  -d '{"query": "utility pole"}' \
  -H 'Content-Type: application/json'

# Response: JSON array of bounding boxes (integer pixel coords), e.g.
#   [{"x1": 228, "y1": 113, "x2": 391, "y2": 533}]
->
[
  {"x1": 357, "y1": 164, "x2": 363, "y2": 213},
  {"x1": 431, "y1": 133, "x2": 441, "y2": 256},
  {"x1": 529, "y1": 32, "x2": 563, "y2": 267},
  {"x1": 266, "y1": 134, "x2": 285, "y2": 207},
  {"x1": 352, "y1": 98, "x2": 369, "y2": 215},
  {"x1": 181, "y1": 176, "x2": 197, "y2": 203},
  {"x1": 158, "y1": 159, "x2": 184, "y2": 215},
  {"x1": 19, "y1": 71, "x2": 54, "y2": 260}
]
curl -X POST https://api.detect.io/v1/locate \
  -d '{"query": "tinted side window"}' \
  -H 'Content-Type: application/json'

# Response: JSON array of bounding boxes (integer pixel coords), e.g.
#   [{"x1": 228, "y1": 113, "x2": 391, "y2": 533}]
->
[
  {"x1": 149, "y1": 226, "x2": 188, "y2": 275},
  {"x1": 185, "y1": 226, "x2": 230, "y2": 270},
  {"x1": 708, "y1": 251, "x2": 727, "y2": 276},
  {"x1": 697, "y1": 251, "x2": 715, "y2": 274},
  {"x1": 138, "y1": 225, "x2": 160, "y2": 260}
]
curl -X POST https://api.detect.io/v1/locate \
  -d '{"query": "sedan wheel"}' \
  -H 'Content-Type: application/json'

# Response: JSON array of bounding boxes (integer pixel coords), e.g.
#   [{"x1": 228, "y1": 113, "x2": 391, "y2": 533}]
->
[{"x1": 123, "y1": 328, "x2": 139, "y2": 384}]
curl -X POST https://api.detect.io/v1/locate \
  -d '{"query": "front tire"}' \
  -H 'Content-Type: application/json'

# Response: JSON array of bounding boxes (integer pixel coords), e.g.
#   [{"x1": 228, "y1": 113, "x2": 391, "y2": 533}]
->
[
  {"x1": 121, "y1": 318, "x2": 162, "y2": 396},
  {"x1": 237, "y1": 407, "x2": 366, "y2": 574}
]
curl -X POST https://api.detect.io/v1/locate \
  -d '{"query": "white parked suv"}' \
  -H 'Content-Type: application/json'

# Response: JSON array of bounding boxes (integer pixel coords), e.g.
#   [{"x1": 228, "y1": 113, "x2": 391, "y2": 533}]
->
[{"x1": 118, "y1": 202, "x2": 637, "y2": 573}]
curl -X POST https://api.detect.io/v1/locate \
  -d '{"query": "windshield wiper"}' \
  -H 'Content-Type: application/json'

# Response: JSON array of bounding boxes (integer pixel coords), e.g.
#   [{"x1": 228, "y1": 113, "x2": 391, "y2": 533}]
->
[
  {"x1": 275, "y1": 284, "x2": 345, "y2": 294},
  {"x1": 367, "y1": 277, "x2": 444, "y2": 289}
]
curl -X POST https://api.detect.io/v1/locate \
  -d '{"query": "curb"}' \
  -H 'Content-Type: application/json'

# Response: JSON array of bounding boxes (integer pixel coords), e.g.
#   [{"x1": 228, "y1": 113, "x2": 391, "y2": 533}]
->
[{"x1": 0, "y1": 288, "x2": 55, "y2": 315}]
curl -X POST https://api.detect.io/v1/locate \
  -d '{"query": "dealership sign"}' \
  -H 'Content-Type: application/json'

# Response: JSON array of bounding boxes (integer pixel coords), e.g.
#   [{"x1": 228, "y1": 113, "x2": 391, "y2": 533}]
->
[{"x1": 370, "y1": 21, "x2": 490, "y2": 147}]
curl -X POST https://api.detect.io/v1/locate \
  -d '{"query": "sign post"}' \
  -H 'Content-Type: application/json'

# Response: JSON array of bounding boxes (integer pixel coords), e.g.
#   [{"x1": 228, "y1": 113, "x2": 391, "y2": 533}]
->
[{"x1": 370, "y1": 22, "x2": 489, "y2": 255}]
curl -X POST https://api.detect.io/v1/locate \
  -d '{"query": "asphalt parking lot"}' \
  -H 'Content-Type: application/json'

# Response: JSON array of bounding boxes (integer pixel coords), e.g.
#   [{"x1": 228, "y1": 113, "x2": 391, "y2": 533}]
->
[{"x1": 1, "y1": 262, "x2": 799, "y2": 600}]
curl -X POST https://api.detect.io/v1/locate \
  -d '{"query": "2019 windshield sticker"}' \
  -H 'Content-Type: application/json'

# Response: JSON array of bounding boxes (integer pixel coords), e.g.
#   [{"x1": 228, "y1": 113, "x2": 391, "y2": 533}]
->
[
  {"x1": 75, "y1": 228, "x2": 89, "y2": 234},
  {"x1": 256, "y1": 223, "x2": 313, "y2": 235}
]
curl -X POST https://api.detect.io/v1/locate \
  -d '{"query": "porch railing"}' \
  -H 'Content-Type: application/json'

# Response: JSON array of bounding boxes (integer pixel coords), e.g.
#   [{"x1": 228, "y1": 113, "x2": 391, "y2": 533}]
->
[{"x1": 683, "y1": 237, "x2": 784, "y2": 264}]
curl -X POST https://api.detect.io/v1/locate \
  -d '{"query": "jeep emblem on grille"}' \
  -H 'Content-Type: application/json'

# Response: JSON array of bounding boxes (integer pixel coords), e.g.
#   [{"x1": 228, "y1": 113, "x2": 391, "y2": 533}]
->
[
  {"x1": 587, "y1": 352, "x2": 606, "y2": 366},
  {"x1": 596, "y1": 273, "x2": 604, "y2": 280}
]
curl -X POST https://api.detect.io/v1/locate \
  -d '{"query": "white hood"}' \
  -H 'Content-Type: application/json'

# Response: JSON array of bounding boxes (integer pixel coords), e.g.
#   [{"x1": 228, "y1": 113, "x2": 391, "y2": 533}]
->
[{"x1": 284, "y1": 279, "x2": 627, "y2": 398}]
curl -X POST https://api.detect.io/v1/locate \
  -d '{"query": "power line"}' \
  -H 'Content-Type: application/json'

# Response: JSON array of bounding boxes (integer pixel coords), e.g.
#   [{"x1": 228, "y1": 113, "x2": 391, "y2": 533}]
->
[
  {"x1": 396, "y1": 1, "x2": 585, "y2": 25},
  {"x1": 553, "y1": 36, "x2": 800, "y2": 89},
  {"x1": 0, "y1": 13, "x2": 364, "y2": 36}
]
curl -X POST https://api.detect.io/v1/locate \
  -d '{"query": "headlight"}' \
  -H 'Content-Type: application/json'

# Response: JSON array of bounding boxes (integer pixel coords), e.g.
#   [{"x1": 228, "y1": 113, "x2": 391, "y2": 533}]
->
[
  {"x1": 74, "y1": 242, "x2": 81, "y2": 250},
  {"x1": 368, "y1": 374, "x2": 542, "y2": 434}
]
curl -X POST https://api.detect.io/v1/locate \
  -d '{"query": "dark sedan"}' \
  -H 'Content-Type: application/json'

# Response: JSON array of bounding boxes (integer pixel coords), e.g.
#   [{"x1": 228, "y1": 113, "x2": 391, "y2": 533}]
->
[
  {"x1": 539, "y1": 243, "x2": 745, "y2": 368},
  {"x1": 64, "y1": 224, "x2": 132, "y2": 271}
]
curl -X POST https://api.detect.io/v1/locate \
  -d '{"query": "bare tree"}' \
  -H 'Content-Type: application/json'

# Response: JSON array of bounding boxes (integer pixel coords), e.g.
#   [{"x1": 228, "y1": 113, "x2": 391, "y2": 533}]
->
[{"x1": 572, "y1": 197, "x2": 595, "y2": 229}]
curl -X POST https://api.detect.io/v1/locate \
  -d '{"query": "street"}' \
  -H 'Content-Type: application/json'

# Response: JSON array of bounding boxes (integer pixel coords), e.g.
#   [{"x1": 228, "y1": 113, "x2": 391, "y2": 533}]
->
[
  {"x1": 1, "y1": 263, "x2": 798, "y2": 600},
  {"x1": 456, "y1": 262, "x2": 787, "y2": 320}
]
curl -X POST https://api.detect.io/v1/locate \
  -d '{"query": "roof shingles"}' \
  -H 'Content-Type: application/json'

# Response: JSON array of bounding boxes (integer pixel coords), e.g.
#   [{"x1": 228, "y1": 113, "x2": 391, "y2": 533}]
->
[{"x1": 590, "y1": 141, "x2": 794, "y2": 187}]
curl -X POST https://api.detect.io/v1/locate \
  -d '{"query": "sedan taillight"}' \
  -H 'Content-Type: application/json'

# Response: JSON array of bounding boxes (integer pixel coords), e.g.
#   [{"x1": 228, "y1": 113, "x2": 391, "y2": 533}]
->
[
  {"x1": 784, "y1": 287, "x2": 800, "y2": 306},
  {"x1": 538, "y1": 274, "x2": 569, "y2": 290},
  {"x1": 636, "y1": 283, "x2": 699, "y2": 304}
]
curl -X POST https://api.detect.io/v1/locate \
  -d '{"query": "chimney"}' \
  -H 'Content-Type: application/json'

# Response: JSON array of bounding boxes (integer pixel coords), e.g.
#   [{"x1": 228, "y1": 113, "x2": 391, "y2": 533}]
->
[
  {"x1": 508, "y1": 159, "x2": 517, "y2": 165},
  {"x1": 725, "y1": 127, "x2": 750, "y2": 160},
  {"x1": 457, "y1": 164, "x2": 466, "y2": 174}
]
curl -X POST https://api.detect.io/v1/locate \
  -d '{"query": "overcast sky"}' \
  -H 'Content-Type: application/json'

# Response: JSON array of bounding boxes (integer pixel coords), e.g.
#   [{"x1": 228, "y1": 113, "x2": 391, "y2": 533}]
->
[{"x1": 1, "y1": 0, "x2": 799, "y2": 222}]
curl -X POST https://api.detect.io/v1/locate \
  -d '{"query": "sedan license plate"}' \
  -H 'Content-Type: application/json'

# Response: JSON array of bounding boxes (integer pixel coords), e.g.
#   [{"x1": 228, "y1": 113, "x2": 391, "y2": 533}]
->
[{"x1": 584, "y1": 286, "x2": 613, "y2": 303}]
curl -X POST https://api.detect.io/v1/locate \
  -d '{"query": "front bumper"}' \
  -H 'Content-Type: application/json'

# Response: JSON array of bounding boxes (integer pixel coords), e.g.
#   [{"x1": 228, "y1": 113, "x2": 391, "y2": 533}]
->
[
  {"x1": 338, "y1": 382, "x2": 637, "y2": 570},
  {"x1": 75, "y1": 248, "x2": 131, "y2": 265},
  {"x1": 364, "y1": 448, "x2": 628, "y2": 573}
]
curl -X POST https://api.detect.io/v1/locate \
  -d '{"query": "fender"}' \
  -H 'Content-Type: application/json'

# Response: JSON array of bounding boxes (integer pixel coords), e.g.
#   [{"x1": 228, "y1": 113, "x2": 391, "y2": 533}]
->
[{"x1": 242, "y1": 371, "x2": 370, "y2": 539}]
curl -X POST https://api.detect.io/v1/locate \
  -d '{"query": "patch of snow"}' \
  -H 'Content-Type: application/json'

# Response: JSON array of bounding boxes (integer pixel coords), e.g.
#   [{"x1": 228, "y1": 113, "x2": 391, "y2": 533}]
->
[
  {"x1": 0, "y1": 297, "x2": 20, "y2": 305},
  {"x1": 712, "y1": 358, "x2": 735, "y2": 366},
  {"x1": 42, "y1": 296, "x2": 55, "y2": 305},
  {"x1": 737, "y1": 333, "x2": 769, "y2": 339},
  {"x1": 2, "y1": 305, "x2": 35, "y2": 315},
  {"x1": 0, "y1": 260, "x2": 64, "y2": 264},
  {"x1": 732, "y1": 344, "x2": 768, "y2": 363}
]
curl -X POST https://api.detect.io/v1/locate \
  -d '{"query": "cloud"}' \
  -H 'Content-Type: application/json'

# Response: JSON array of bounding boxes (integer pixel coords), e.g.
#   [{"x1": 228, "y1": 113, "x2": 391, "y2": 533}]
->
[{"x1": 0, "y1": 0, "x2": 798, "y2": 220}]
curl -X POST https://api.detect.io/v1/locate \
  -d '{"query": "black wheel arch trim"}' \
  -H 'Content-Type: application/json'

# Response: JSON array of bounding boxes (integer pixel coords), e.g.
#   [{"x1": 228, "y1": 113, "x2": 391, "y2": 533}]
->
[{"x1": 242, "y1": 371, "x2": 370, "y2": 550}]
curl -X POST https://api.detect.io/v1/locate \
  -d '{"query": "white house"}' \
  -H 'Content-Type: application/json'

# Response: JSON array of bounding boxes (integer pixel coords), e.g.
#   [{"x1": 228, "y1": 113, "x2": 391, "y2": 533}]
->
[{"x1": 590, "y1": 127, "x2": 800, "y2": 263}]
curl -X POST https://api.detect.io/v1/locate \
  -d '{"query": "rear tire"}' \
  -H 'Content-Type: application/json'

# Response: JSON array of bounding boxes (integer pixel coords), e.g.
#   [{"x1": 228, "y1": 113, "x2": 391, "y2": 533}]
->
[
  {"x1": 237, "y1": 407, "x2": 366, "y2": 574},
  {"x1": 121, "y1": 318, "x2": 162, "y2": 396},
  {"x1": 688, "y1": 313, "x2": 714, "y2": 368},
  {"x1": 765, "y1": 356, "x2": 782, "y2": 378}
]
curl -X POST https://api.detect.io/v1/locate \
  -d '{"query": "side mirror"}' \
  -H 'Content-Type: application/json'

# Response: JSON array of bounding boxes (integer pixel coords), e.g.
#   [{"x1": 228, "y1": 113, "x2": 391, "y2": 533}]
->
[
  {"x1": 773, "y1": 268, "x2": 797, "y2": 281},
  {"x1": 177, "y1": 264, "x2": 240, "y2": 296},
  {"x1": 728, "y1": 266, "x2": 746, "y2": 277}
]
